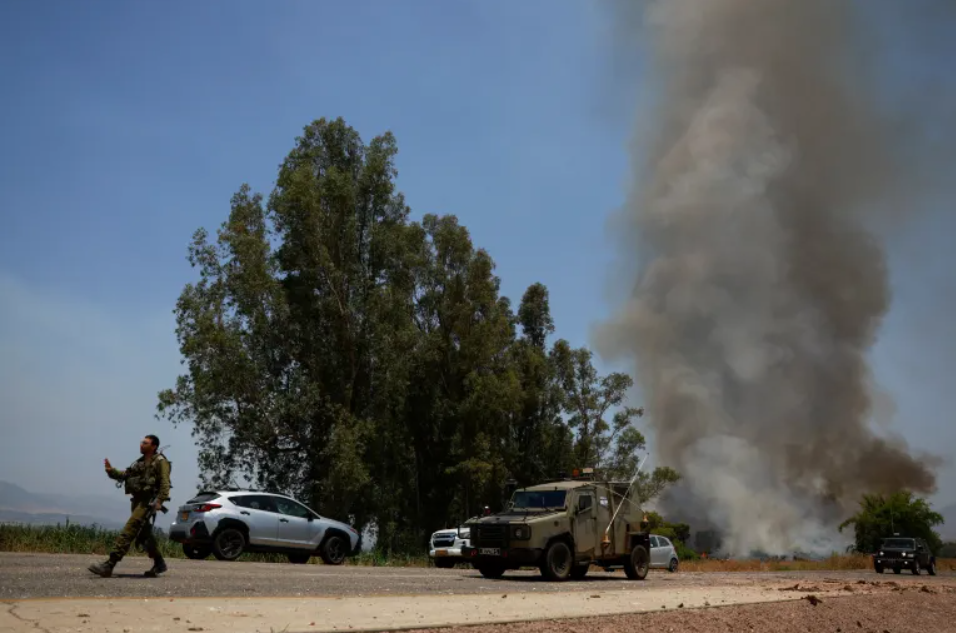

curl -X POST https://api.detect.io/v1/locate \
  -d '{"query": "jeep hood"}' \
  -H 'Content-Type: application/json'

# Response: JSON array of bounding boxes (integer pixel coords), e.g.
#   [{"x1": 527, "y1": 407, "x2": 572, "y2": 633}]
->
[{"x1": 470, "y1": 510, "x2": 565, "y2": 525}]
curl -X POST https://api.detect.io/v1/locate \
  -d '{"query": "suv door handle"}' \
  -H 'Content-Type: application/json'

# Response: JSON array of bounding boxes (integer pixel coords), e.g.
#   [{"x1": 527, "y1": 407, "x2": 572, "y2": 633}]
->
[
  {"x1": 240, "y1": 511, "x2": 250, "y2": 515},
  {"x1": 280, "y1": 518, "x2": 289, "y2": 523}
]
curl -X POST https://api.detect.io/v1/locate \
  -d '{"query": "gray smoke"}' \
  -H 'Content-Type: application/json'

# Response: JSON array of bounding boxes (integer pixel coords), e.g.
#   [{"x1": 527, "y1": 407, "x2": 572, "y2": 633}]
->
[{"x1": 597, "y1": 0, "x2": 955, "y2": 556}]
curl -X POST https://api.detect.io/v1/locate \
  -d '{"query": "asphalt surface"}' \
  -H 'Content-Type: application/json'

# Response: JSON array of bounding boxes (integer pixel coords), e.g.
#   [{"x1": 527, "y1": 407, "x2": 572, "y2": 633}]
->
[{"x1": 1, "y1": 553, "x2": 952, "y2": 600}]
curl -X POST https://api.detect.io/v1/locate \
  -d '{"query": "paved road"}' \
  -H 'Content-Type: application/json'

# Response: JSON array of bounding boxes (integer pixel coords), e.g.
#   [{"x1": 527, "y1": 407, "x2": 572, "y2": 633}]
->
[{"x1": 0, "y1": 553, "x2": 952, "y2": 600}]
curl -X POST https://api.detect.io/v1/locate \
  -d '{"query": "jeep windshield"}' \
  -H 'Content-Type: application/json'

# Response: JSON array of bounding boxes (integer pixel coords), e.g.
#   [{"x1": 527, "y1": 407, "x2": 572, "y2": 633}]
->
[
  {"x1": 510, "y1": 490, "x2": 567, "y2": 510},
  {"x1": 881, "y1": 538, "x2": 915, "y2": 549}
]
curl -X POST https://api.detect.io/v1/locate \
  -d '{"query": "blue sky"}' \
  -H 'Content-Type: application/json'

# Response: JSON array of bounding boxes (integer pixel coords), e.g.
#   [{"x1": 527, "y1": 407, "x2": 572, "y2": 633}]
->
[{"x1": 1, "y1": 0, "x2": 953, "y2": 517}]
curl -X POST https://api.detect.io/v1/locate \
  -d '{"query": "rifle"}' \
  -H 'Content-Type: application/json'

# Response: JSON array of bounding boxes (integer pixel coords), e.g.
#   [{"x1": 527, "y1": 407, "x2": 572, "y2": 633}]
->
[{"x1": 134, "y1": 496, "x2": 169, "y2": 552}]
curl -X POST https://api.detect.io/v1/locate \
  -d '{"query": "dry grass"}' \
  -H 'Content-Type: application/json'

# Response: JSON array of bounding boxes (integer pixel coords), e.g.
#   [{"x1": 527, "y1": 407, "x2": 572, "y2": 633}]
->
[{"x1": 680, "y1": 554, "x2": 956, "y2": 573}]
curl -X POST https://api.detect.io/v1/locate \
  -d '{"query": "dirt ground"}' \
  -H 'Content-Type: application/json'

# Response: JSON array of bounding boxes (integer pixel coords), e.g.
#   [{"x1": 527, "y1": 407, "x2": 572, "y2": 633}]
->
[{"x1": 403, "y1": 580, "x2": 956, "y2": 633}]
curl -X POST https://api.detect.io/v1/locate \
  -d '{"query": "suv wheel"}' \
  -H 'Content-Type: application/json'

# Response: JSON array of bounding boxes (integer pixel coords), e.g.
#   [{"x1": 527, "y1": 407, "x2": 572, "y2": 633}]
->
[
  {"x1": 874, "y1": 563, "x2": 883, "y2": 574},
  {"x1": 288, "y1": 553, "x2": 311, "y2": 564},
  {"x1": 911, "y1": 560, "x2": 920, "y2": 575},
  {"x1": 212, "y1": 527, "x2": 246, "y2": 561},
  {"x1": 182, "y1": 544, "x2": 211, "y2": 560},
  {"x1": 540, "y1": 541, "x2": 573, "y2": 581},
  {"x1": 320, "y1": 534, "x2": 348, "y2": 565},
  {"x1": 624, "y1": 543, "x2": 649, "y2": 580},
  {"x1": 927, "y1": 560, "x2": 937, "y2": 576}
]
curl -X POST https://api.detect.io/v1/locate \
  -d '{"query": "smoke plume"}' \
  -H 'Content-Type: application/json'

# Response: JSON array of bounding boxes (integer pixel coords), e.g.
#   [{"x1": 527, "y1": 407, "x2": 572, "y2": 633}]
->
[{"x1": 597, "y1": 0, "x2": 955, "y2": 556}]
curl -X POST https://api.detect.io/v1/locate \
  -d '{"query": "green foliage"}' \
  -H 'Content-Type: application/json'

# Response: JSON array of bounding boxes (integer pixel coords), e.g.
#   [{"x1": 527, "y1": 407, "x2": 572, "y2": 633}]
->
[
  {"x1": 158, "y1": 116, "x2": 680, "y2": 555},
  {"x1": 939, "y1": 542, "x2": 956, "y2": 558},
  {"x1": 646, "y1": 510, "x2": 699, "y2": 559},
  {"x1": 838, "y1": 491, "x2": 945, "y2": 554}
]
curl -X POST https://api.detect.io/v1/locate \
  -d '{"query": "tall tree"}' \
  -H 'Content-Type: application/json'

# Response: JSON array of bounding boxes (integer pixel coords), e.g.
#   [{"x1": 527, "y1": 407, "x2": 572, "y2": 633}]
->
[
  {"x1": 158, "y1": 117, "x2": 418, "y2": 533},
  {"x1": 405, "y1": 214, "x2": 521, "y2": 531},
  {"x1": 507, "y1": 284, "x2": 572, "y2": 486}
]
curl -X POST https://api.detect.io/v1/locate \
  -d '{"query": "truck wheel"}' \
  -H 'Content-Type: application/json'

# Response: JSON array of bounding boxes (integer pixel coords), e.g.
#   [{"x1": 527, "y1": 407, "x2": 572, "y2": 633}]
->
[
  {"x1": 477, "y1": 563, "x2": 506, "y2": 579},
  {"x1": 624, "y1": 544, "x2": 649, "y2": 580},
  {"x1": 927, "y1": 560, "x2": 937, "y2": 576},
  {"x1": 183, "y1": 544, "x2": 211, "y2": 560},
  {"x1": 570, "y1": 563, "x2": 589, "y2": 580},
  {"x1": 434, "y1": 559, "x2": 456, "y2": 569},
  {"x1": 212, "y1": 528, "x2": 246, "y2": 561},
  {"x1": 540, "y1": 541, "x2": 573, "y2": 581}
]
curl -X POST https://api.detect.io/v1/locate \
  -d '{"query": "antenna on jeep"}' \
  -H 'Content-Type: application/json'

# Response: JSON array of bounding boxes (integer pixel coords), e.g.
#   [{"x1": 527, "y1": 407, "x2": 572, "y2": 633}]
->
[{"x1": 602, "y1": 455, "x2": 648, "y2": 546}]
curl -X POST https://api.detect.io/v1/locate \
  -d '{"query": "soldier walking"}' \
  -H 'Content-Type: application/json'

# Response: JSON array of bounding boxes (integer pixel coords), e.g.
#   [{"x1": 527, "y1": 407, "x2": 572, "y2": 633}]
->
[{"x1": 88, "y1": 434, "x2": 171, "y2": 578}]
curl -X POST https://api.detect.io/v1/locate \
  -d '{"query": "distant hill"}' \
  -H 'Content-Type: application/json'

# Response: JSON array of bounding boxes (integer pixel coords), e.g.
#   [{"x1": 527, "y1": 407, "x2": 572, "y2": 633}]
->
[{"x1": 0, "y1": 480, "x2": 133, "y2": 530}]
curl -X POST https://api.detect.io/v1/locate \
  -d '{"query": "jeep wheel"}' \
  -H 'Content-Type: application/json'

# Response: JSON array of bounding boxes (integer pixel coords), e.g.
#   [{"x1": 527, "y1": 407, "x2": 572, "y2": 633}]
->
[
  {"x1": 540, "y1": 541, "x2": 573, "y2": 581},
  {"x1": 288, "y1": 553, "x2": 311, "y2": 564},
  {"x1": 434, "y1": 558, "x2": 456, "y2": 569},
  {"x1": 668, "y1": 557, "x2": 679, "y2": 573},
  {"x1": 570, "y1": 563, "x2": 589, "y2": 580},
  {"x1": 893, "y1": 567, "x2": 901, "y2": 574},
  {"x1": 874, "y1": 563, "x2": 883, "y2": 574},
  {"x1": 477, "y1": 563, "x2": 506, "y2": 579},
  {"x1": 182, "y1": 544, "x2": 211, "y2": 560},
  {"x1": 320, "y1": 534, "x2": 348, "y2": 566},
  {"x1": 911, "y1": 560, "x2": 920, "y2": 575},
  {"x1": 624, "y1": 544, "x2": 649, "y2": 580},
  {"x1": 928, "y1": 560, "x2": 937, "y2": 576},
  {"x1": 212, "y1": 528, "x2": 246, "y2": 561}
]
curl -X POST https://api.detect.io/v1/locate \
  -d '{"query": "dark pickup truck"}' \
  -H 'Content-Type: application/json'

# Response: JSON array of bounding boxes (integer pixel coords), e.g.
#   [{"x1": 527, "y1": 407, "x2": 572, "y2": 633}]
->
[{"x1": 873, "y1": 537, "x2": 937, "y2": 575}]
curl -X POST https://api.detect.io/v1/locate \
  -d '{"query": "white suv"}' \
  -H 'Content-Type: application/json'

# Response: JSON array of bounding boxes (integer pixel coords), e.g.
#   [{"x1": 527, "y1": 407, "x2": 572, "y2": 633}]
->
[
  {"x1": 429, "y1": 525, "x2": 470, "y2": 568},
  {"x1": 169, "y1": 489, "x2": 360, "y2": 565}
]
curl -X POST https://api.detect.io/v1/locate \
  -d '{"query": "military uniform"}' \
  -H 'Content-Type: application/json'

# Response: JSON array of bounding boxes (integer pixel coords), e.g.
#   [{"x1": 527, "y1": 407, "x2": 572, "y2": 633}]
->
[{"x1": 88, "y1": 453, "x2": 171, "y2": 578}]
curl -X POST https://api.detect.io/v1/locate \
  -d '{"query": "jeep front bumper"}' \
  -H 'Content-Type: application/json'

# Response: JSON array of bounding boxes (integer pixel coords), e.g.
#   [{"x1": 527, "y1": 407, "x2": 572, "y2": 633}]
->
[
  {"x1": 873, "y1": 556, "x2": 918, "y2": 569},
  {"x1": 461, "y1": 545, "x2": 543, "y2": 566}
]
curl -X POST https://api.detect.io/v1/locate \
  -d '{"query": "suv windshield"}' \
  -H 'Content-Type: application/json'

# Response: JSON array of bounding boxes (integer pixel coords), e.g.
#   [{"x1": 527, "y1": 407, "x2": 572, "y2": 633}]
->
[
  {"x1": 882, "y1": 538, "x2": 915, "y2": 549},
  {"x1": 511, "y1": 490, "x2": 567, "y2": 509}
]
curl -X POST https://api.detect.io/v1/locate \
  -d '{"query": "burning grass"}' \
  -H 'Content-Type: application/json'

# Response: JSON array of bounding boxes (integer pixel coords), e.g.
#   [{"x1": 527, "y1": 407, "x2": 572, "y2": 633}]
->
[{"x1": 680, "y1": 554, "x2": 956, "y2": 573}]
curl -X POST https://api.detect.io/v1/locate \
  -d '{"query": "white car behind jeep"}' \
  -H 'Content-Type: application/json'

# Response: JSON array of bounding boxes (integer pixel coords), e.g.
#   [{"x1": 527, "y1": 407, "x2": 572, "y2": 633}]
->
[
  {"x1": 169, "y1": 489, "x2": 360, "y2": 565},
  {"x1": 429, "y1": 525, "x2": 471, "y2": 568}
]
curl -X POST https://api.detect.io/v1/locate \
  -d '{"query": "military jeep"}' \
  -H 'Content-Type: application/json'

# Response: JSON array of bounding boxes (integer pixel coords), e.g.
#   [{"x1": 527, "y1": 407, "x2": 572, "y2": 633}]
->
[{"x1": 460, "y1": 473, "x2": 651, "y2": 581}]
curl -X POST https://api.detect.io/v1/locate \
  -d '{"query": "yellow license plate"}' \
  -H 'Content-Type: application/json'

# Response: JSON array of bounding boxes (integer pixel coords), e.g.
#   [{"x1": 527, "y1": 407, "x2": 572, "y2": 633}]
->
[
  {"x1": 180, "y1": 512, "x2": 189, "y2": 522},
  {"x1": 435, "y1": 549, "x2": 448, "y2": 556}
]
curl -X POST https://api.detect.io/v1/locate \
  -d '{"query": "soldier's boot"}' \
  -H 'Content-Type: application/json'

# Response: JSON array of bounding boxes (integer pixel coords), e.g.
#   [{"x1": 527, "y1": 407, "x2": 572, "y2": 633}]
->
[
  {"x1": 88, "y1": 553, "x2": 121, "y2": 577},
  {"x1": 144, "y1": 553, "x2": 167, "y2": 578}
]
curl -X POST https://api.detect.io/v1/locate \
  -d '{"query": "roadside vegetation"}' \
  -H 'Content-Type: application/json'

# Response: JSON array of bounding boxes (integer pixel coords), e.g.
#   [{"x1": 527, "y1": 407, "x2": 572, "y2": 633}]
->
[
  {"x1": 0, "y1": 522, "x2": 430, "y2": 566},
  {"x1": 5, "y1": 522, "x2": 953, "y2": 573}
]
